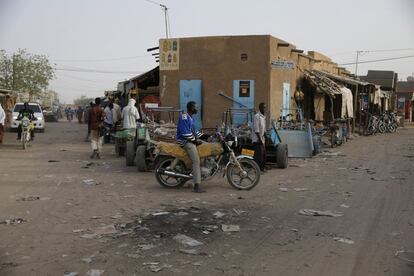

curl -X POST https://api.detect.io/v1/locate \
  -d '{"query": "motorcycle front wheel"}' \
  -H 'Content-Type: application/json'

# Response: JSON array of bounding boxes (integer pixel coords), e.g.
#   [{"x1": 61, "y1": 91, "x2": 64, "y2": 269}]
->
[
  {"x1": 22, "y1": 131, "x2": 28, "y2": 150},
  {"x1": 226, "y1": 158, "x2": 260, "y2": 190},
  {"x1": 155, "y1": 157, "x2": 187, "y2": 188}
]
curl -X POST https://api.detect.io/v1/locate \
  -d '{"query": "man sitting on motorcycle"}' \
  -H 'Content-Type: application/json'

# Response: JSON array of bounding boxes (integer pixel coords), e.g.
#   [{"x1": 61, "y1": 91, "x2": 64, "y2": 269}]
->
[
  {"x1": 17, "y1": 102, "x2": 36, "y2": 140},
  {"x1": 176, "y1": 101, "x2": 204, "y2": 193}
]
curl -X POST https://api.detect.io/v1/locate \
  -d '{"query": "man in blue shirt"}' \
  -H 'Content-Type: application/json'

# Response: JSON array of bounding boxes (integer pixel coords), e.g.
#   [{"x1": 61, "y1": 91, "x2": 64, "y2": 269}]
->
[{"x1": 176, "y1": 101, "x2": 204, "y2": 193}]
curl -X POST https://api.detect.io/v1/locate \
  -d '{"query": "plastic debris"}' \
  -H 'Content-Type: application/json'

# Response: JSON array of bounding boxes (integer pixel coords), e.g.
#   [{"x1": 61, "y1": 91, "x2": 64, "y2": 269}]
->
[
  {"x1": 82, "y1": 179, "x2": 99, "y2": 185},
  {"x1": 333, "y1": 237, "x2": 354, "y2": 244},
  {"x1": 123, "y1": 195, "x2": 136, "y2": 198},
  {"x1": 143, "y1": 262, "x2": 160, "y2": 266},
  {"x1": 138, "y1": 244, "x2": 155, "y2": 250},
  {"x1": 40, "y1": 197, "x2": 51, "y2": 201},
  {"x1": 80, "y1": 233, "x2": 98, "y2": 239},
  {"x1": 72, "y1": 229, "x2": 86, "y2": 233},
  {"x1": 173, "y1": 234, "x2": 203, "y2": 247},
  {"x1": 232, "y1": 208, "x2": 247, "y2": 216},
  {"x1": 151, "y1": 212, "x2": 170, "y2": 216},
  {"x1": 64, "y1": 272, "x2": 78, "y2": 276},
  {"x1": 126, "y1": 254, "x2": 141, "y2": 259},
  {"x1": 0, "y1": 218, "x2": 26, "y2": 225},
  {"x1": 298, "y1": 209, "x2": 343, "y2": 217},
  {"x1": 82, "y1": 257, "x2": 92, "y2": 263},
  {"x1": 221, "y1": 224, "x2": 240, "y2": 232},
  {"x1": 86, "y1": 269, "x2": 105, "y2": 276},
  {"x1": 179, "y1": 248, "x2": 199, "y2": 255},
  {"x1": 340, "y1": 204, "x2": 350, "y2": 208},
  {"x1": 294, "y1": 188, "x2": 309, "y2": 192},
  {"x1": 48, "y1": 160, "x2": 60, "y2": 163},
  {"x1": 213, "y1": 211, "x2": 225, "y2": 218},
  {"x1": 395, "y1": 250, "x2": 414, "y2": 263},
  {"x1": 16, "y1": 195, "x2": 40, "y2": 201},
  {"x1": 278, "y1": 188, "x2": 289, "y2": 192},
  {"x1": 149, "y1": 264, "x2": 172, "y2": 273},
  {"x1": 94, "y1": 224, "x2": 117, "y2": 235},
  {"x1": 192, "y1": 262, "x2": 202, "y2": 266}
]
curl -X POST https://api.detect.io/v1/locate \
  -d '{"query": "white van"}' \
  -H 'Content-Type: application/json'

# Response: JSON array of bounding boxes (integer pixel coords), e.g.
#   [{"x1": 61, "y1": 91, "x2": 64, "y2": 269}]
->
[{"x1": 11, "y1": 103, "x2": 45, "y2": 132}]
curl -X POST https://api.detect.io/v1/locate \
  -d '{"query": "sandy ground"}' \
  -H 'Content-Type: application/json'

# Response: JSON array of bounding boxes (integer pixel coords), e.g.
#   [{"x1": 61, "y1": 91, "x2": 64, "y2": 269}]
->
[{"x1": 0, "y1": 121, "x2": 413, "y2": 276}]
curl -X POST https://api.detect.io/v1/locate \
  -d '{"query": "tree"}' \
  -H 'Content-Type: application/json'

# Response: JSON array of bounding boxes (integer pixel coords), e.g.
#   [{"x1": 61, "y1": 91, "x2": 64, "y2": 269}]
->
[
  {"x1": 74, "y1": 95, "x2": 94, "y2": 106},
  {"x1": 0, "y1": 49, "x2": 55, "y2": 101}
]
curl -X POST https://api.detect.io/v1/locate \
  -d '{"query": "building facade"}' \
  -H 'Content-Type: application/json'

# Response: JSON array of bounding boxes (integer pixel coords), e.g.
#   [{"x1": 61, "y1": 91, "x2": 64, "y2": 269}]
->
[{"x1": 159, "y1": 35, "x2": 343, "y2": 129}]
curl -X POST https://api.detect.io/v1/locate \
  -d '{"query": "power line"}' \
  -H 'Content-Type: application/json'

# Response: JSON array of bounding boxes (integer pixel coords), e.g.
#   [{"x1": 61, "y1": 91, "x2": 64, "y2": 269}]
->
[
  {"x1": 142, "y1": 0, "x2": 162, "y2": 6},
  {"x1": 362, "y1": 47, "x2": 414, "y2": 53},
  {"x1": 339, "y1": 54, "x2": 414, "y2": 66},
  {"x1": 55, "y1": 66, "x2": 143, "y2": 75},
  {"x1": 58, "y1": 73, "x2": 112, "y2": 84},
  {"x1": 52, "y1": 54, "x2": 152, "y2": 63}
]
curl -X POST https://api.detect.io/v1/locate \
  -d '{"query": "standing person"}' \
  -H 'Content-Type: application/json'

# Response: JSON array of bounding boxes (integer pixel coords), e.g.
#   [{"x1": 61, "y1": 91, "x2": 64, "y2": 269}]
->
[
  {"x1": 112, "y1": 98, "x2": 122, "y2": 127},
  {"x1": 0, "y1": 103, "x2": 5, "y2": 144},
  {"x1": 89, "y1": 98, "x2": 104, "y2": 159},
  {"x1": 252, "y1": 102, "x2": 267, "y2": 172},
  {"x1": 66, "y1": 107, "x2": 73, "y2": 122},
  {"x1": 84, "y1": 102, "x2": 93, "y2": 142},
  {"x1": 121, "y1": 98, "x2": 140, "y2": 131},
  {"x1": 77, "y1": 106, "x2": 83, "y2": 123},
  {"x1": 103, "y1": 102, "x2": 113, "y2": 143},
  {"x1": 176, "y1": 101, "x2": 204, "y2": 193}
]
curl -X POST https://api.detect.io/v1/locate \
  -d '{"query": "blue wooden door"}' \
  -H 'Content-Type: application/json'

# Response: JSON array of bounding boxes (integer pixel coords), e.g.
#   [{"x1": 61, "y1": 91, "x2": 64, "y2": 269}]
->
[
  {"x1": 232, "y1": 80, "x2": 255, "y2": 127},
  {"x1": 282, "y1": 82, "x2": 290, "y2": 117},
  {"x1": 180, "y1": 80, "x2": 202, "y2": 131}
]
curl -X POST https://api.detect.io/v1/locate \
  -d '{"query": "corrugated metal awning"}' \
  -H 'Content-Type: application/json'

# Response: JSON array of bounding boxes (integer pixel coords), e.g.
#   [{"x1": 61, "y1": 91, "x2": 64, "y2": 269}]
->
[
  {"x1": 304, "y1": 69, "x2": 342, "y2": 97},
  {"x1": 313, "y1": 69, "x2": 374, "y2": 86}
]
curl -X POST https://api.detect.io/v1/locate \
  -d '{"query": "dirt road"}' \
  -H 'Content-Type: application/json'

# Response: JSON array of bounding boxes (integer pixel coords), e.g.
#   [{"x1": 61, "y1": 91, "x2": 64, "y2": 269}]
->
[{"x1": 0, "y1": 121, "x2": 413, "y2": 276}]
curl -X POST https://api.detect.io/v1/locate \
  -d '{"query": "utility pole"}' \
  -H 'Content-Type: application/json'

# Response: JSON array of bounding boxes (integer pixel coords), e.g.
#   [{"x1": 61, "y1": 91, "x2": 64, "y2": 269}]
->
[
  {"x1": 160, "y1": 4, "x2": 169, "y2": 38},
  {"x1": 355, "y1": 50, "x2": 363, "y2": 77},
  {"x1": 143, "y1": 0, "x2": 170, "y2": 38}
]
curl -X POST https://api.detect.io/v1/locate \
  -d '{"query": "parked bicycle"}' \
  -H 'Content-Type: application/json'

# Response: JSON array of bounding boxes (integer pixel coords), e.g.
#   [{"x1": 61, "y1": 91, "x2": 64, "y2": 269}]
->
[{"x1": 363, "y1": 111, "x2": 398, "y2": 136}]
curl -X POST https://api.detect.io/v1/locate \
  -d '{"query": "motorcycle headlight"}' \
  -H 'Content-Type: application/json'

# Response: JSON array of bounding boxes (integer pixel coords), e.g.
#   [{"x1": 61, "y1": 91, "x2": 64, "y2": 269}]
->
[
  {"x1": 227, "y1": 141, "x2": 234, "y2": 147},
  {"x1": 13, "y1": 116, "x2": 17, "y2": 120},
  {"x1": 22, "y1": 121, "x2": 29, "y2": 127},
  {"x1": 37, "y1": 117, "x2": 43, "y2": 121}
]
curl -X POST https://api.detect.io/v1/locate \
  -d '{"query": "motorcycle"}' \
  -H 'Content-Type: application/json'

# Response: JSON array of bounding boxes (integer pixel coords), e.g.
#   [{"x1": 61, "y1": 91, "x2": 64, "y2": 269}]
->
[
  {"x1": 153, "y1": 132, "x2": 261, "y2": 190},
  {"x1": 20, "y1": 117, "x2": 34, "y2": 150}
]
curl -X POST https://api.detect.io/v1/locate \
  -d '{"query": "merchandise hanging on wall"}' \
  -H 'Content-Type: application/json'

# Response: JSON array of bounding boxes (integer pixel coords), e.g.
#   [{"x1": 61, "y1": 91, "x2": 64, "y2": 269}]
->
[{"x1": 159, "y1": 39, "x2": 180, "y2": 71}]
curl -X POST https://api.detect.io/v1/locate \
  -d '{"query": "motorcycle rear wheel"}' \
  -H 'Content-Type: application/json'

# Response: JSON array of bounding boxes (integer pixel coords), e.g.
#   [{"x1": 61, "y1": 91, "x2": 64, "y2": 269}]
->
[
  {"x1": 155, "y1": 157, "x2": 187, "y2": 188},
  {"x1": 227, "y1": 158, "x2": 260, "y2": 190}
]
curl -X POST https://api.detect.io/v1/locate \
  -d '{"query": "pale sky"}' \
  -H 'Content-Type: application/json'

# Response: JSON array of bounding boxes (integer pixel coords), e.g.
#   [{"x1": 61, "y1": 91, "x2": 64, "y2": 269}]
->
[{"x1": 1, "y1": 0, "x2": 413, "y2": 103}]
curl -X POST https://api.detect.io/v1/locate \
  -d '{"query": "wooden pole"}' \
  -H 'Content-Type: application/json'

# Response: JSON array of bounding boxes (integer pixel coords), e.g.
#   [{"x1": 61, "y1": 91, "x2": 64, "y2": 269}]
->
[{"x1": 353, "y1": 84, "x2": 358, "y2": 133}]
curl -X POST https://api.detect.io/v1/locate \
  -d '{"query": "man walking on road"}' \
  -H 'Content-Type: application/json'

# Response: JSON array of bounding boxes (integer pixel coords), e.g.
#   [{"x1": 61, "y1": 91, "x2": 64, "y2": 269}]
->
[
  {"x1": 89, "y1": 98, "x2": 104, "y2": 159},
  {"x1": 252, "y1": 102, "x2": 267, "y2": 172}
]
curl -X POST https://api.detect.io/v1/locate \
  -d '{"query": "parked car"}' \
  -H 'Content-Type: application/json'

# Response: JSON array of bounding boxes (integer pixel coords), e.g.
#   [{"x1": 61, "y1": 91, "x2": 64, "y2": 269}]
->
[{"x1": 10, "y1": 102, "x2": 45, "y2": 132}]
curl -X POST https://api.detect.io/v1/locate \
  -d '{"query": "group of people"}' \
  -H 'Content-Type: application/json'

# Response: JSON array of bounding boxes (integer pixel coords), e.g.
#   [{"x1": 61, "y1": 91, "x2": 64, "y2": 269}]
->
[{"x1": 88, "y1": 97, "x2": 140, "y2": 159}]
